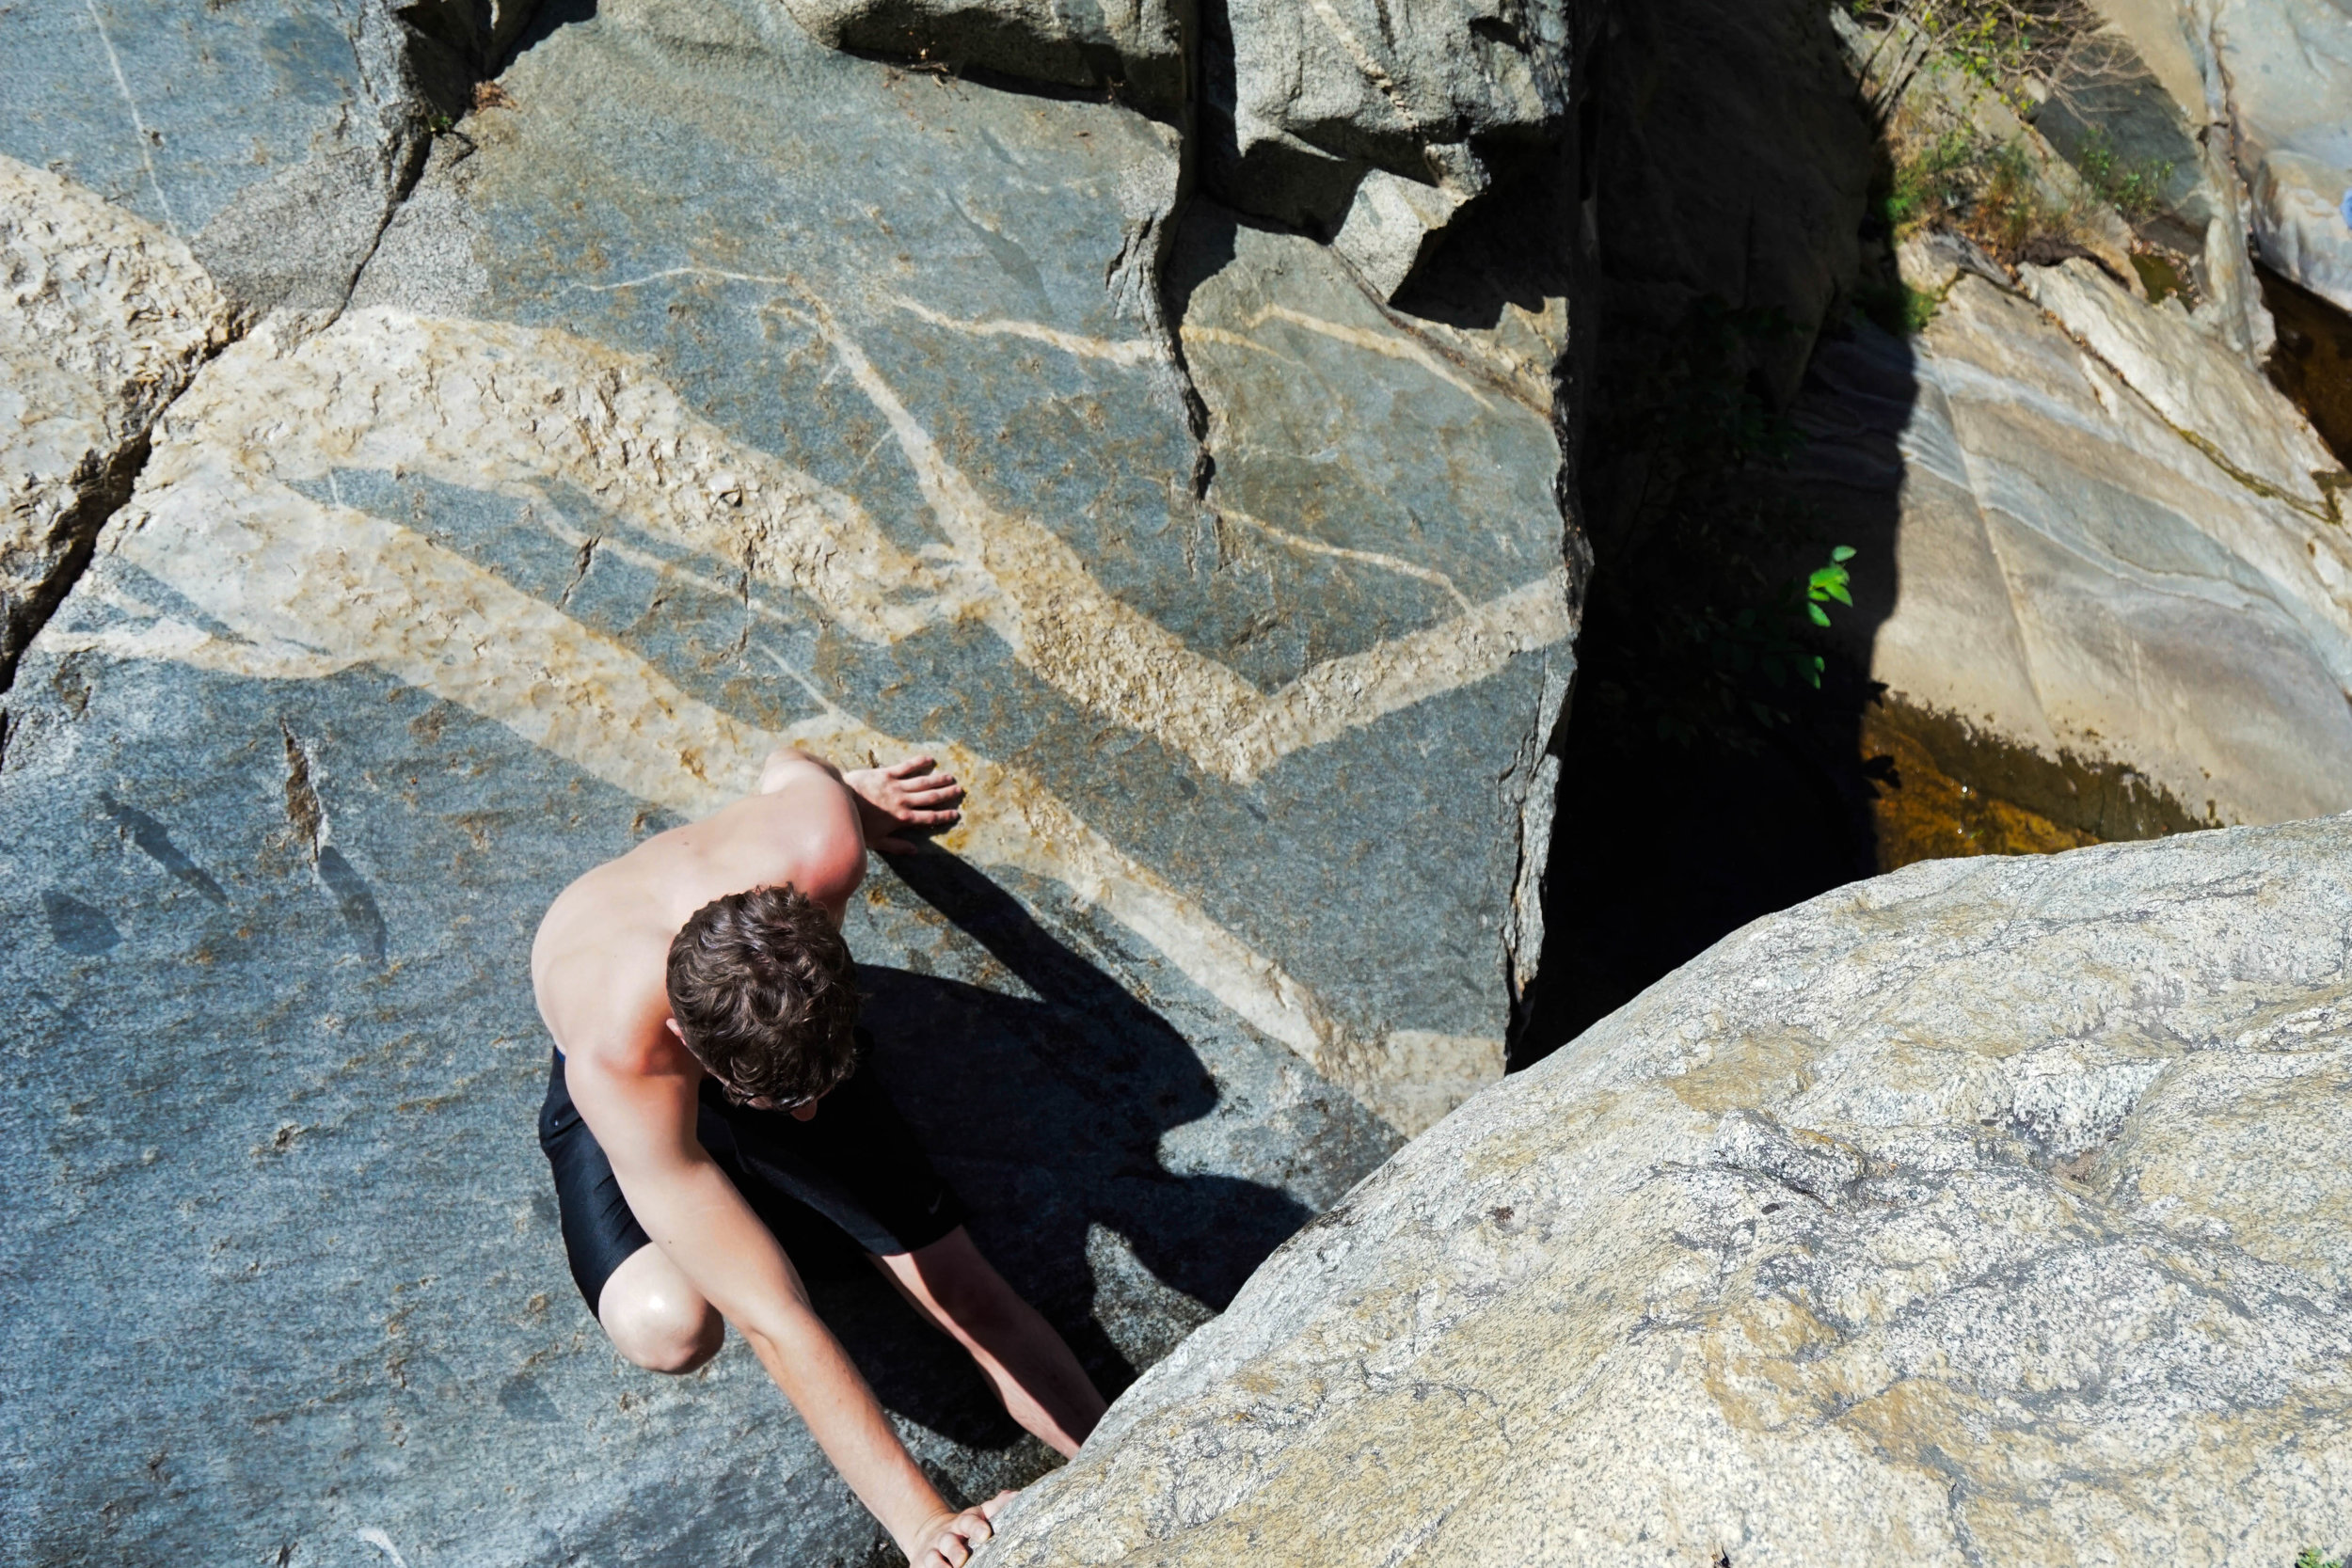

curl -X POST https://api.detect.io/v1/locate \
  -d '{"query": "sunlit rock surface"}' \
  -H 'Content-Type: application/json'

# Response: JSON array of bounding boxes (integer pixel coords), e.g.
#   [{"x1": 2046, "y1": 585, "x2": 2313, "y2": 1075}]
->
[
  {"x1": 0, "y1": 0, "x2": 513, "y2": 324},
  {"x1": 1796, "y1": 264, "x2": 2352, "y2": 835},
  {"x1": 0, "y1": 0, "x2": 1581, "y2": 1560},
  {"x1": 982, "y1": 815, "x2": 2352, "y2": 1566},
  {"x1": 2080, "y1": 0, "x2": 2352, "y2": 317},
  {"x1": 0, "y1": 154, "x2": 237, "y2": 679},
  {"x1": 2205, "y1": 0, "x2": 2352, "y2": 313}
]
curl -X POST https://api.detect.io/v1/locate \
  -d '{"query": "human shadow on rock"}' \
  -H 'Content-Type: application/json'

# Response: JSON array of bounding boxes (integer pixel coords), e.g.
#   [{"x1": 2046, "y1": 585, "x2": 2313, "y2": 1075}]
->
[
  {"x1": 797, "y1": 849, "x2": 1316, "y2": 1450},
  {"x1": 1513, "y1": 0, "x2": 1915, "y2": 1066}
]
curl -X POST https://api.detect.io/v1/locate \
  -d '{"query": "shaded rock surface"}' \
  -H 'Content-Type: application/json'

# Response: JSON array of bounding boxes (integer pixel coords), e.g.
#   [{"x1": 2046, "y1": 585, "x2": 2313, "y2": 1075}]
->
[
  {"x1": 767, "y1": 0, "x2": 1584, "y2": 293},
  {"x1": 0, "y1": 0, "x2": 1583, "y2": 1560},
  {"x1": 984, "y1": 815, "x2": 2352, "y2": 1565}
]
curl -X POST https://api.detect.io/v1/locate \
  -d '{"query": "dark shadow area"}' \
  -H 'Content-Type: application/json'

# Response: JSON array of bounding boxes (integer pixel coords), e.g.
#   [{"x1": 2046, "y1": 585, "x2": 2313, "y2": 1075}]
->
[
  {"x1": 1511, "y1": 0, "x2": 1914, "y2": 1066},
  {"x1": 2260, "y1": 261, "x2": 2352, "y2": 470},
  {"x1": 773, "y1": 850, "x2": 1317, "y2": 1451},
  {"x1": 1160, "y1": 196, "x2": 1245, "y2": 325},
  {"x1": 1388, "y1": 140, "x2": 1582, "y2": 333},
  {"x1": 499, "y1": 0, "x2": 597, "y2": 72}
]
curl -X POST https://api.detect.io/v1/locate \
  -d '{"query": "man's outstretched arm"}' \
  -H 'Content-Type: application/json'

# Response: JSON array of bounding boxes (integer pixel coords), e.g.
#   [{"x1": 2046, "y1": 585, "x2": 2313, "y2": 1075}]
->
[
  {"x1": 758, "y1": 748, "x2": 964, "y2": 853},
  {"x1": 566, "y1": 1058, "x2": 1002, "y2": 1566}
]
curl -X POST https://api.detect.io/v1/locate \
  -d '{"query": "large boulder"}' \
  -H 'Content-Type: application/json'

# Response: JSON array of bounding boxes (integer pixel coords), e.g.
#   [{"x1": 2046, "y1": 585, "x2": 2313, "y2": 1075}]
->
[
  {"x1": 0, "y1": 0, "x2": 1581, "y2": 1560},
  {"x1": 980, "y1": 813, "x2": 2352, "y2": 1564},
  {"x1": 1792, "y1": 261, "x2": 2352, "y2": 847}
]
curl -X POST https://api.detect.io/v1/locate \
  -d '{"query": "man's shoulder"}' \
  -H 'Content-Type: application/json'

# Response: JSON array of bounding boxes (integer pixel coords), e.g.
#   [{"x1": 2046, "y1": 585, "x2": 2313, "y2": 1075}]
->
[{"x1": 532, "y1": 875, "x2": 673, "y2": 1051}]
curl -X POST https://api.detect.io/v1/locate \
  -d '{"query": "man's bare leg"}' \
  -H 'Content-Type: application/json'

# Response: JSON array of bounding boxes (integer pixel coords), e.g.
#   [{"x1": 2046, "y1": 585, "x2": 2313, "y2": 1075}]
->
[
  {"x1": 872, "y1": 1228, "x2": 1108, "y2": 1457},
  {"x1": 598, "y1": 1243, "x2": 726, "y2": 1373}
]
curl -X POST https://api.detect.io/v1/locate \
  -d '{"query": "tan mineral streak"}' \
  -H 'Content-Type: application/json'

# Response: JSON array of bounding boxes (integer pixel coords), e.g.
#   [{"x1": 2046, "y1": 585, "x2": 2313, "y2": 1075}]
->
[
  {"x1": 1183, "y1": 302, "x2": 1500, "y2": 410},
  {"x1": 1220, "y1": 569, "x2": 1573, "y2": 779},
  {"x1": 882, "y1": 293, "x2": 1165, "y2": 366},
  {"x1": 96, "y1": 457, "x2": 1375, "y2": 1097},
  {"x1": 163, "y1": 309, "x2": 1567, "y2": 790},
  {"x1": 1218, "y1": 505, "x2": 1475, "y2": 610},
  {"x1": 794, "y1": 299, "x2": 1567, "y2": 783}
]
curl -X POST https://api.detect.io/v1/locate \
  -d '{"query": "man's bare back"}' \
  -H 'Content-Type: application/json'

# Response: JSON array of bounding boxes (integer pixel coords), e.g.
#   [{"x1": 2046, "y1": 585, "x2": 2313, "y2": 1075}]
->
[
  {"x1": 532, "y1": 749, "x2": 886, "y2": 1085},
  {"x1": 527, "y1": 750, "x2": 1103, "y2": 1567}
]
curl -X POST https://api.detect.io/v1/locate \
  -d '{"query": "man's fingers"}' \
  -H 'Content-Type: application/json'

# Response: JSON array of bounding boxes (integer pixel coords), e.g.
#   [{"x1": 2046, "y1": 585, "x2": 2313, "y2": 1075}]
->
[
  {"x1": 979, "y1": 1489, "x2": 1017, "y2": 1520},
  {"x1": 900, "y1": 784, "x2": 963, "y2": 807},
  {"x1": 885, "y1": 753, "x2": 935, "y2": 780},
  {"x1": 897, "y1": 770, "x2": 959, "y2": 796},
  {"x1": 905, "y1": 808, "x2": 961, "y2": 827},
  {"x1": 952, "y1": 1510, "x2": 995, "y2": 1545}
]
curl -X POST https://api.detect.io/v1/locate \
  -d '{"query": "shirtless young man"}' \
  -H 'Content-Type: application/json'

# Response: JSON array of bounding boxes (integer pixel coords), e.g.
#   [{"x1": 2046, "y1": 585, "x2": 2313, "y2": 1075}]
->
[{"x1": 531, "y1": 748, "x2": 1107, "y2": 1567}]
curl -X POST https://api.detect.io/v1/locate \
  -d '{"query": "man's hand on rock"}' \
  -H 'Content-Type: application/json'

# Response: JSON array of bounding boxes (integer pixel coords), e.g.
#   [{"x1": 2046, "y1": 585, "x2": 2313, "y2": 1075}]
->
[
  {"x1": 844, "y1": 752, "x2": 964, "y2": 853},
  {"x1": 910, "y1": 1491, "x2": 1015, "y2": 1568}
]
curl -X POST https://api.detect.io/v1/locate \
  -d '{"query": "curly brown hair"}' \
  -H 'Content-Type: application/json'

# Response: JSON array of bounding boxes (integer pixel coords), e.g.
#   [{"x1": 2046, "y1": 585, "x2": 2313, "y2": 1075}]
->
[{"x1": 664, "y1": 884, "x2": 862, "y2": 1106}]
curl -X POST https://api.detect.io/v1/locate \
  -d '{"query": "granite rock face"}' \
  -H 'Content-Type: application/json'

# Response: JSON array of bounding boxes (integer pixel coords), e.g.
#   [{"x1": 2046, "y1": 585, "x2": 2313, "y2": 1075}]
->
[
  {"x1": 769, "y1": 0, "x2": 1581, "y2": 293},
  {"x1": 0, "y1": 0, "x2": 1582, "y2": 1560},
  {"x1": 982, "y1": 815, "x2": 2352, "y2": 1565},
  {"x1": 2076, "y1": 0, "x2": 2352, "y2": 317},
  {"x1": 0, "y1": 0, "x2": 510, "y2": 325},
  {"x1": 0, "y1": 154, "x2": 237, "y2": 682},
  {"x1": 1206, "y1": 0, "x2": 1573, "y2": 234},
  {"x1": 2205, "y1": 0, "x2": 2352, "y2": 312},
  {"x1": 1794, "y1": 262, "x2": 2352, "y2": 833}
]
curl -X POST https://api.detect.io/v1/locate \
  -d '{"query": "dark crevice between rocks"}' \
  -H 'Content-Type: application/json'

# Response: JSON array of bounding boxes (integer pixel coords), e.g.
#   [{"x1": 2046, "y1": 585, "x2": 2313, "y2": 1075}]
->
[
  {"x1": 0, "y1": 431, "x2": 150, "y2": 703},
  {"x1": 1506, "y1": 0, "x2": 2274, "y2": 1070},
  {"x1": 2259, "y1": 261, "x2": 2352, "y2": 472},
  {"x1": 1510, "y1": 0, "x2": 1901, "y2": 1069}
]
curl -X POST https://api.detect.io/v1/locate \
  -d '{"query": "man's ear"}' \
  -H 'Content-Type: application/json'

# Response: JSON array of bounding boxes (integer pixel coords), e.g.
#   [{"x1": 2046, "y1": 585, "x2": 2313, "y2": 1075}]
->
[{"x1": 663, "y1": 1017, "x2": 684, "y2": 1040}]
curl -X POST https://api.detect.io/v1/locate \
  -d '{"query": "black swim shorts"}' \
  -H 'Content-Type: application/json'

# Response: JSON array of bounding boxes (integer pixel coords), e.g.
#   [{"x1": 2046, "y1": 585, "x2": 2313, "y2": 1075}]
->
[{"x1": 537, "y1": 1030, "x2": 966, "y2": 1312}]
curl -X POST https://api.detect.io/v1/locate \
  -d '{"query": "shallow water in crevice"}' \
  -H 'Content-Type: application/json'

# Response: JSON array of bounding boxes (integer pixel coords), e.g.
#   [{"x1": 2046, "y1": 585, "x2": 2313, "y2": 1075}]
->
[{"x1": 2261, "y1": 261, "x2": 2352, "y2": 471}]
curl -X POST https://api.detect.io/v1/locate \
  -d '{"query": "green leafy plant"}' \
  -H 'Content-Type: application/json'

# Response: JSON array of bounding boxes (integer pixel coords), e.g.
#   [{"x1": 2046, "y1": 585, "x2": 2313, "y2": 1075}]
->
[
  {"x1": 1807, "y1": 546, "x2": 1859, "y2": 626},
  {"x1": 2296, "y1": 1551, "x2": 2344, "y2": 1568},
  {"x1": 1857, "y1": 277, "x2": 1941, "y2": 335},
  {"x1": 1573, "y1": 302, "x2": 1866, "y2": 751},
  {"x1": 2071, "y1": 127, "x2": 2174, "y2": 220},
  {"x1": 1880, "y1": 125, "x2": 1982, "y2": 236}
]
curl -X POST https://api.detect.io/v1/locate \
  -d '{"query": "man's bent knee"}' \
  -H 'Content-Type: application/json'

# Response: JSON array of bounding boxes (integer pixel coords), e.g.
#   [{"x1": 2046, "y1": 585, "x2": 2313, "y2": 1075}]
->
[{"x1": 597, "y1": 1249, "x2": 725, "y2": 1374}]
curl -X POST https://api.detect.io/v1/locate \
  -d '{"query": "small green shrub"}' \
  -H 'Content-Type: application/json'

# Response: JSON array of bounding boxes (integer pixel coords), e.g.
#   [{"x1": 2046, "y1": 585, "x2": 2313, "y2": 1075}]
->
[
  {"x1": 1856, "y1": 277, "x2": 1940, "y2": 335},
  {"x1": 1881, "y1": 125, "x2": 1982, "y2": 236},
  {"x1": 1854, "y1": 0, "x2": 2119, "y2": 119},
  {"x1": 2071, "y1": 127, "x2": 2175, "y2": 220},
  {"x1": 2296, "y1": 1550, "x2": 2344, "y2": 1568},
  {"x1": 1575, "y1": 303, "x2": 1863, "y2": 752}
]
